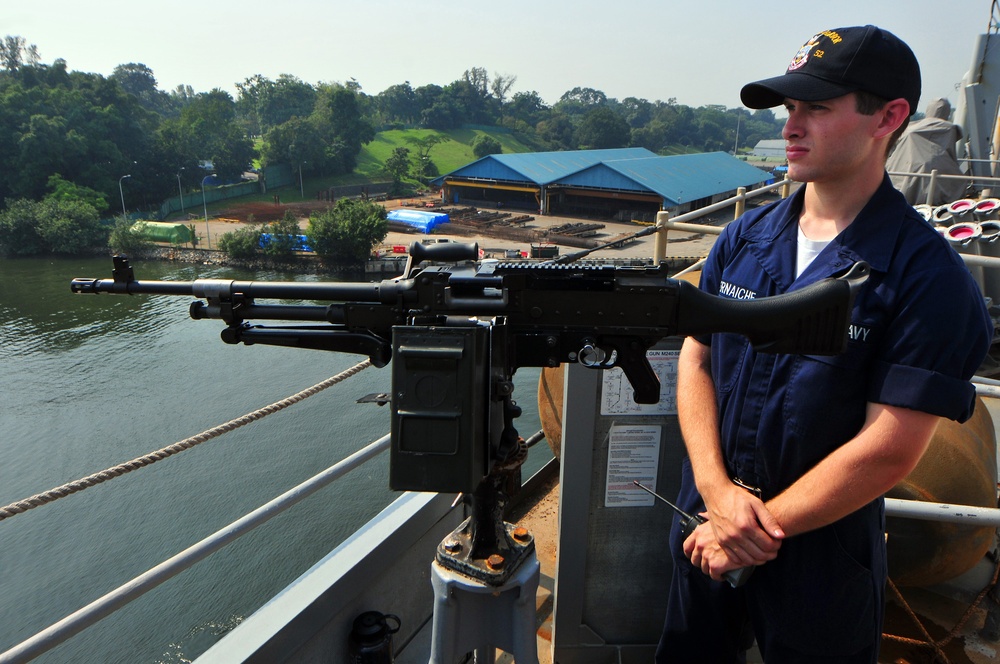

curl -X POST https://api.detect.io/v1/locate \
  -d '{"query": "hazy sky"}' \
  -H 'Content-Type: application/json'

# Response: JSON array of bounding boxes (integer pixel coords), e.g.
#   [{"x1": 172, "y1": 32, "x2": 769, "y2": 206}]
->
[{"x1": 4, "y1": 1, "x2": 994, "y2": 112}]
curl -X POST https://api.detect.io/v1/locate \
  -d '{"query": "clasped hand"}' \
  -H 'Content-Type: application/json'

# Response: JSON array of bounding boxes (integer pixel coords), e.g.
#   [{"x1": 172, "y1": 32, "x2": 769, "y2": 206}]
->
[{"x1": 682, "y1": 485, "x2": 784, "y2": 582}]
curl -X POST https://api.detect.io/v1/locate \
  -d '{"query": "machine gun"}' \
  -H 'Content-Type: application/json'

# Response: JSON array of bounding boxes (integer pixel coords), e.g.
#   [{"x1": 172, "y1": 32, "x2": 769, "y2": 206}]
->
[{"x1": 73, "y1": 243, "x2": 868, "y2": 582}]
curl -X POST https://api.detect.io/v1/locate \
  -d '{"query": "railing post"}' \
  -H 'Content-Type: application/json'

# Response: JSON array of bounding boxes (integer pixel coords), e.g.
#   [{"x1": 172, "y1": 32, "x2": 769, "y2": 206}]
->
[
  {"x1": 734, "y1": 187, "x2": 746, "y2": 220},
  {"x1": 780, "y1": 180, "x2": 791, "y2": 199},
  {"x1": 926, "y1": 169, "x2": 939, "y2": 206},
  {"x1": 653, "y1": 210, "x2": 669, "y2": 262}
]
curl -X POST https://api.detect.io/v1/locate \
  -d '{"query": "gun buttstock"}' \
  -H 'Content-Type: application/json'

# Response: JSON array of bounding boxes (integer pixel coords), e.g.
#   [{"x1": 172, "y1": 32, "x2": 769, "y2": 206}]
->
[{"x1": 675, "y1": 262, "x2": 869, "y2": 355}]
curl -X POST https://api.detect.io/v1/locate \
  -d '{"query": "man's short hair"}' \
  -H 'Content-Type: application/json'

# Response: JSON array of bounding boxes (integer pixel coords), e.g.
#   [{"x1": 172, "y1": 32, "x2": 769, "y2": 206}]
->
[{"x1": 854, "y1": 90, "x2": 910, "y2": 155}]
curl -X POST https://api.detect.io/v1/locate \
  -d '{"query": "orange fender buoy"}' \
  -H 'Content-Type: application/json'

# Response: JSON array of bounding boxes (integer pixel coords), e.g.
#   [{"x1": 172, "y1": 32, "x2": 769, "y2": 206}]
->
[{"x1": 886, "y1": 396, "x2": 998, "y2": 586}]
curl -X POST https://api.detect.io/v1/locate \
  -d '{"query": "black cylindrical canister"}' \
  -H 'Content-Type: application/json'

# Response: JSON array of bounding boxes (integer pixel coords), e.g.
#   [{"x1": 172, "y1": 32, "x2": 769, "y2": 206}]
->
[{"x1": 348, "y1": 611, "x2": 401, "y2": 663}]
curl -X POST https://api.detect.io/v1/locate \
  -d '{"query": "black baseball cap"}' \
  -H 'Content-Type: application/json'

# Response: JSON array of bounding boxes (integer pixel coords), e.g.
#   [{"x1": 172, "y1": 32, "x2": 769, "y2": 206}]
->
[{"x1": 740, "y1": 25, "x2": 921, "y2": 114}]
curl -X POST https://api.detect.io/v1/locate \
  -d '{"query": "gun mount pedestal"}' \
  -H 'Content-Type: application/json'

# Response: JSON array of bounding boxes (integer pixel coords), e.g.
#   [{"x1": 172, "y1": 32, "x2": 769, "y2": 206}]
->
[
  {"x1": 428, "y1": 442, "x2": 540, "y2": 662},
  {"x1": 430, "y1": 444, "x2": 539, "y2": 663},
  {"x1": 429, "y1": 551, "x2": 540, "y2": 664},
  {"x1": 435, "y1": 443, "x2": 534, "y2": 583}
]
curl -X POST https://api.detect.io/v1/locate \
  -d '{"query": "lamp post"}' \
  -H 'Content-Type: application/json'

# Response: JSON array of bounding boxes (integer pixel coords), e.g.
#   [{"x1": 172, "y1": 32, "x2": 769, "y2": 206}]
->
[
  {"x1": 201, "y1": 174, "x2": 215, "y2": 250},
  {"x1": 118, "y1": 174, "x2": 132, "y2": 217},
  {"x1": 176, "y1": 168, "x2": 186, "y2": 215},
  {"x1": 299, "y1": 161, "x2": 306, "y2": 198}
]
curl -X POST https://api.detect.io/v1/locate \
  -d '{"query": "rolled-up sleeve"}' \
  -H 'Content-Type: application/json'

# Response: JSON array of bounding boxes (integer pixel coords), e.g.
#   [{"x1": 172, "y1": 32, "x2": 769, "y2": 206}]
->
[{"x1": 867, "y1": 264, "x2": 992, "y2": 422}]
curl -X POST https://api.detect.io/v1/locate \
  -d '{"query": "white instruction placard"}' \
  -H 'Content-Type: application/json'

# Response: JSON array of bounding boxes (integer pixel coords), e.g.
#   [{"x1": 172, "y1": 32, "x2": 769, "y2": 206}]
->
[
  {"x1": 604, "y1": 424, "x2": 661, "y2": 507},
  {"x1": 600, "y1": 349, "x2": 679, "y2": 416}
]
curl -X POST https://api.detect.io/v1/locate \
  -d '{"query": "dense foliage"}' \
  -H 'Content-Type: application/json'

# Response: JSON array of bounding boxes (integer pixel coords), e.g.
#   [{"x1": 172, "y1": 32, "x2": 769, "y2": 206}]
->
[
  {"x1": 217, "y1": 224, "x2": 262, "y2": 259},
  {"x1": 307, "y1": 198, "x2": 388, "y2": 265},
  {"x1": 0, "y1": 197, "x2": 107, "y2": 255},
  {"x1": 0, "y1": 35, "x2": 787, "y2": 256},
  {"x1": 261, "y1": 212, "x2": 304, "y2": 259},
  {"x1": 472, "y1": 135, "x2": 503, "y2": 158},
  {"x1": 108, "y1": 217, "x2": 154, "y2": 255}
]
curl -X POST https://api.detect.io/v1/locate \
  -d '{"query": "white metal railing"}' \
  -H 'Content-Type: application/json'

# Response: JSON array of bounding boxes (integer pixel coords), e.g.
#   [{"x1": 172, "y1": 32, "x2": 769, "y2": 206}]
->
[
  {"x1": 649, "y1": 176, "x2": 1000, "y2": 274},
  {"x1": 651, "y1": 180, "x2": 792, "y2": 260},
  {"x1": 888, "y1": 167, "x2": 1000, "y2": 206},
  {"x1": 885, "y1": 497, "x2": 1000, "y2": 526},
  {"x1": 0, "y1": 435, "x2": 392, "y2": 664}
]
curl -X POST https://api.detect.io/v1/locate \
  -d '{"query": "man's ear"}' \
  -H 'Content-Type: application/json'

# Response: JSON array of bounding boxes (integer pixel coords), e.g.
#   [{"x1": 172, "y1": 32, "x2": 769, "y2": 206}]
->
[{"x1": 874, "y1": 98, "x2": 910, "y2": 139}]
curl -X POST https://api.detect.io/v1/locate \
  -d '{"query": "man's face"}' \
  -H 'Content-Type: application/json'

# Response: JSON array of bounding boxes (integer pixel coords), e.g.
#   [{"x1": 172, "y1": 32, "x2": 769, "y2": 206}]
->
[{"x1": 781, "y1": 93, "x2": 883, "y2": 184}]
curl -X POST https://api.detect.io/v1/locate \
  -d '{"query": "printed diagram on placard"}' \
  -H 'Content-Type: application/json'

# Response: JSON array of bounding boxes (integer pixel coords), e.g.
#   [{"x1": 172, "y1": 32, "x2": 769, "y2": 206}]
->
[{"x1": 600, "y1": 349, "x2": 679, "y2": 415}]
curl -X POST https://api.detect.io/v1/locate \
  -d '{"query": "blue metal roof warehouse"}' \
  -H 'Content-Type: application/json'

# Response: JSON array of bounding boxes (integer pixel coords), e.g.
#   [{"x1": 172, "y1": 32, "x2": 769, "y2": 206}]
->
[{"x1": 434, "y1": 148, "x2": 773, "y2": 221}]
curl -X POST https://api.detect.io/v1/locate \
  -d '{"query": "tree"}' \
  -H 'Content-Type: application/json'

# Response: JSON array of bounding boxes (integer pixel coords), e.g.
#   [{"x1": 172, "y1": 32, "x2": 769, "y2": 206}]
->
[
  {"x1": 261, "y1": 210, "x2": 302, "y2": 258},
  {"x1": 472, "y1": 135, "x2": 503, "y2": 158},
  {"x1": 180, "y1": 89, "x2": 254, "y2": 180},
  {"x1": 261, "y1": 115, "x2": 320, "y2": 170},
  {"x1": 1, "y1": 35, "x2": 34, "y2": 71},
  {"x1": 620, "y1": 97, "x2": 654, "y2": 129},
  {"x1": 170, "y1": 84, "x2": 196, "y2": 107},
  {"x1": 490, "y1": 73, "x2": 517, "y2": 123},
  {"x1": 0, "y1": 197, "x2": 106, "y2": 256},
  {"x1": 314, "y1": 84, "x2": 376, "y2": 174},
  {"x1": 536, "y1": 113, "x2": 576, "y2": 150},
  {"x1": 575, "y1": 107, "x2": 630, "y2": 149},
  {"x1": 111, "y1": 63, "x2": 168, "y2": 114},
  {"x1": 307, "y1": 198, "x2": 388, "y2": 265},
  {"x1": 404, "y1": 134, "x2": 447, "y2": 183},
  {"x1": 45, "y1": 174, "x2": 108, "y2": 213},
  {"x1": 0, "y1": 199, "x2": 47, "y2": 254},
  {"x1": 440, "y1": 70, "x2": 494, "y2": 126},
  {"x1": 38, "y1": 199, "x2": 105, "y2": 253},
  {"x1": 376, "y1": 82, "x2": 419, "y2": 126},
  {"x1": 211, "y1": 122, "x2": 257, "y2": 179},
  {"x1": 420, "y1": 99, "x2": 463, "y2": 130},
  {"x1": 507, "y1": 90, "x2": 550, "y2": 128},
  {"x1": 696, "y1": 105, "x2": 730, "y2": 152},
  {"x1": 108, "y1": 217, "x2": 153, "y2": 255},
  {"x1": 240, "y1": 74, "x2": 317, "y2": 133},
  {"x1": 630, "y1": 119, "x2": 671, "y2": 152},
  {"x1": 457, "y1": 67, "x2": 493, "y2": 122},
  {"x1": 555, "y1": 87, "x2": 609, "y2": 117},
  {"x1": 217, "y1": 225, "x2": 261, "y2": 259},
  {"x1": 384, "y1": 147, "x2": 412, "y2": 191}
]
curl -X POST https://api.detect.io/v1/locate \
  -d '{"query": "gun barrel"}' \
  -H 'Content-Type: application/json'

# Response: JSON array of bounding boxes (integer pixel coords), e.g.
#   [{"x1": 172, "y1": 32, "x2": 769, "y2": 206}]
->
[
  {"x1": 70, "y1": 277, "x2": 196, "y2": 296},
  {"x1": 70, "y1": 276, "x2": 400, "y2": 304}
]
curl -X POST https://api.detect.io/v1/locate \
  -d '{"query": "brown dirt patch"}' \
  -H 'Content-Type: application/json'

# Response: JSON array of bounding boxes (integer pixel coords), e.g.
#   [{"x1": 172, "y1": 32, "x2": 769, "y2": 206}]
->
[{"x1": 214, "y1": 200, "x2": 337, "y2": 224}]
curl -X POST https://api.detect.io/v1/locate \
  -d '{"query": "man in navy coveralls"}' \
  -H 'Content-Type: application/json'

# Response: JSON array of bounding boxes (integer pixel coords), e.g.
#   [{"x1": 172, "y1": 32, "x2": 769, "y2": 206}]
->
[{"x1": 657, "y1": 25, "x2": 994, "y2": 663}]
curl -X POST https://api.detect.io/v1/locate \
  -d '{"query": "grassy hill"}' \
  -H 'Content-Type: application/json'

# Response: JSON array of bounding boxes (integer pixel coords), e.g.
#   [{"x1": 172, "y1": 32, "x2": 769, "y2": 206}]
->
[
  {"x1": 222, "y1": 127, "x2": 542, "y2": 210},
  {"x1": 354, "y1": 126, "x2": 545, "y2": 182},
  {"x1": 258, "y1": 127, "x2": 697, "y2": 203}
]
